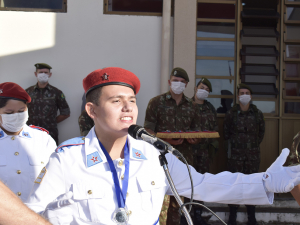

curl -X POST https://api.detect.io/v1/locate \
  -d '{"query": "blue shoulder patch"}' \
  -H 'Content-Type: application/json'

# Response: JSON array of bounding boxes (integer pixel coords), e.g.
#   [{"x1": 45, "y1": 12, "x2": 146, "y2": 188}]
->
[{"x1": 56, "y1": 136, "x2": 85, "y2": 153}]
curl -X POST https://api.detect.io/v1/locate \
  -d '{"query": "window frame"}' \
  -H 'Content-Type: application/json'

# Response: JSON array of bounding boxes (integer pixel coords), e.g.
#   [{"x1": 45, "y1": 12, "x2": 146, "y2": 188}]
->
[
  {"x1": 103, "y1": 0, "x2": 173, "y2": 16},
  {"x1": 0, "y1": 0, "x2": 67, "y2": 12},
  {"x1": 196, "y1": 0, "x2": 237, "y2": 115}
]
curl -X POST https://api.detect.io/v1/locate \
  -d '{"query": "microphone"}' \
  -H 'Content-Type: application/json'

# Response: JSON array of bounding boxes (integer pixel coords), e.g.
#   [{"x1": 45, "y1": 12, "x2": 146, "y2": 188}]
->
[{"x1": 128, "y1": 125, "x2": 180, "y2": 156}]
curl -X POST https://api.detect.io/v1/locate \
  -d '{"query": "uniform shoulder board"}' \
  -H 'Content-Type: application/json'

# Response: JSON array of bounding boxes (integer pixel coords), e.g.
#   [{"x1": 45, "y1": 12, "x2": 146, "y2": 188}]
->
[
  {"x1": 29, "y1": 125, "x2": 49, "y2": 134},
  {"x1": 56, "y1": 137, "x2": 85, "y2": 153}
]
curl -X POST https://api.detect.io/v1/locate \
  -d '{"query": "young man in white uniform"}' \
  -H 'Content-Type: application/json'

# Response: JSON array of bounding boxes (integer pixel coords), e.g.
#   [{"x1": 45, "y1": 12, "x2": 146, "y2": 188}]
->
[
  {"x1": 0, "y1": 82, "x2": 56, "y2": 202},
  {"x1": 27, "y1": 67, "x2": 300, "y2": 225}
]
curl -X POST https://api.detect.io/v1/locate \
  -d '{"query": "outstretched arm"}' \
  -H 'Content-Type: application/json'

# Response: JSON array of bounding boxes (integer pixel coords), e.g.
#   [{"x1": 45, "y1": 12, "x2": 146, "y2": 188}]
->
[{"x1": 0, "y1": 181, "x2": 51, "y2": 225}]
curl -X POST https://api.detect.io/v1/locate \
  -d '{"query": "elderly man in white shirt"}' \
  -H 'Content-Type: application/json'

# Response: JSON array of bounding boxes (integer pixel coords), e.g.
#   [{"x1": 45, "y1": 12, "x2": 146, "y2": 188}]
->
[{"x1": 27, "y1": 67, "x2": 300, "y2": 225}]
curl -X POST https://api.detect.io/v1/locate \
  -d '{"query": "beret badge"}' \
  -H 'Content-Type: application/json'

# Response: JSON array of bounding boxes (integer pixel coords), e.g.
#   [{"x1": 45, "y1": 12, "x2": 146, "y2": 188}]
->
[
  {"x1": 0, "y1": 89, "x2": 2, "y2": 94},
  {"x1": 102, "y1": 73, "x2": 109, "y2": 81}
]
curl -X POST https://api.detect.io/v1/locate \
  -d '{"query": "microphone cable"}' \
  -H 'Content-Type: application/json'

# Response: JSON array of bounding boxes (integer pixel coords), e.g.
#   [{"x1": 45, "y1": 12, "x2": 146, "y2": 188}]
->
[
  {"x1": 178, "y1": 202, "x2": 227, "y2": 225},
  {"x1": 174, "y1": 150, "x2": 227, "y2": 225},
  {"x1": 172, "y1": 150, "x2": 194, "y2": 213}
]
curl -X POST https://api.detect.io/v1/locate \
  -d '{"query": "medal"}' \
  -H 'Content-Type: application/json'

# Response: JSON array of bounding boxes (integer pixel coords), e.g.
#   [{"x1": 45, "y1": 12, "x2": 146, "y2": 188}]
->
[
  {"x1": 98, "y1": 139, "x2": 130, "y2": 225},
  {"x1": 113, "y1": 208, "x2": 129, "y2": 224}
]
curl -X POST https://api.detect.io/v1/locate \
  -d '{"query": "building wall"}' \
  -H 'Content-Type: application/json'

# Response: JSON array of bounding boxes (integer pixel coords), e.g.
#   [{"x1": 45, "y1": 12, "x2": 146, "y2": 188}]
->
[{"x1": 0, "y1": 0, "x2": 174, "y2": 144}]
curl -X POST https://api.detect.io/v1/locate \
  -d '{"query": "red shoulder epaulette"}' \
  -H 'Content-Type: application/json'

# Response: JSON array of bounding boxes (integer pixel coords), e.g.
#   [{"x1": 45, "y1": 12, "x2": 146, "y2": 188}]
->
[{"x1": 29, "y1": 125, "x2": 49, "y2": 134}]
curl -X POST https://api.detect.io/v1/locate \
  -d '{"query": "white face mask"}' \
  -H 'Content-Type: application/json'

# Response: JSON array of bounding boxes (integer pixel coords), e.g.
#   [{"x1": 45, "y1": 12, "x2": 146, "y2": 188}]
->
[
  {"x1": 196, "y1": 89, "x2": 209, "y2": 100},
  {"x1": 170, "y1": 81, "x2": 186, "y2": 95},
  {"x1": 0, "y1": 111, "x2": 28, "y2": 132},
  {"x1": 239, "y1": 95, "x2": 251, "y2": 106},
  {"x1": 37, "y1": 73, "x2": 49, "y2": 83}
]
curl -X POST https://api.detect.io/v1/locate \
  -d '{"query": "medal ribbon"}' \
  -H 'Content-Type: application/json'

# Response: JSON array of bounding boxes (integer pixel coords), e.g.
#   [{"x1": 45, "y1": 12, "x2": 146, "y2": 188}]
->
[{"x1": 98, "y1": 139, "x2": 130, "y2": 208}]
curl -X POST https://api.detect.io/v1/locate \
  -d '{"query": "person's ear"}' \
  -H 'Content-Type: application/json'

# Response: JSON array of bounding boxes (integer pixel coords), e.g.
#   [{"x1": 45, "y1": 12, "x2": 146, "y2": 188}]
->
[
  {"x1": 194, "y1": 86, "x2": 197, "y2": 93},
  {"x1": 34, "y1": 72, "x2": 37, "y2": 77},
  {"x1": 85, "y1": 103, "x2": 96, "y2": 120},
  {"x1": 48, "y1": 73, "x2": 52, "y2": 78},
  {"x1": 168, "y1": 80, "x2": 171, "y2": 86}
]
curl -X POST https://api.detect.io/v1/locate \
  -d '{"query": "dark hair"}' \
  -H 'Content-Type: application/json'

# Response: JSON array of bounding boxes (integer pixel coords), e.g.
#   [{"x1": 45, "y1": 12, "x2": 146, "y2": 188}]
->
[
  {"x1": 86, "y1": 87, "x2": 102, "y2": 106},
  {"x1": 196, "y1": 80, "x2": 202, "y2": 87},
  {"x1": 0, "y1": 98, "x2": 10, "y2": 108},
  {"x1": 0, "y1": 98, "x2": 26, "y2": 109}
]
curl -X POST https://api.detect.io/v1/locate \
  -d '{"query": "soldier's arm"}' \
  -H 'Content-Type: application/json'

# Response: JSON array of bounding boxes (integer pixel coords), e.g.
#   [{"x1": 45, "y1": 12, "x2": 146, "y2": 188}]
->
[
  {"x1": 291, "y1": 184, "x2": 300, "y2": 206},
  {"x1": 56, "y1": 91, "x2": 70, "y2": 123},
  {"x1": 144, "y1": 98, "x2": 158, "y2": 132},
  {"x1": 223, "y1": 111, "x2": 232, "y2": 140},
  {"x1": 257, "y1": 111, "x2": 265, "y2": 144},
  {"x1": 0, "y1": 181, "x2": 51, "y2": 225},
  {"x1": 210, "y1": 105, "x2": 219, "y2": 151}
]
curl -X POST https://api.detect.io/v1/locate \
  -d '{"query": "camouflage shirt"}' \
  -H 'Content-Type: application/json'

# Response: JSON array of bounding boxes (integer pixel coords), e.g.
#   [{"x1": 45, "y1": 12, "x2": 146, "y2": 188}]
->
[
  {"x1": 26, "y1": 83, "x2": 70, "y2": 129},
  {"x1": 78, "y1": 110, "x2": 94, "y2": 136},
  {"x1": 192, "y1": 98, "x2": 219, "y2": 159},
  {"x1": 224, "y1": 104, "x2": 265, "y2": 161},
  {"x1": 287, "y1": 132, "x2": 300, "y2": 166},
  {"x1": 144, "y1": 92, "x2": 201, "y2": 165}
]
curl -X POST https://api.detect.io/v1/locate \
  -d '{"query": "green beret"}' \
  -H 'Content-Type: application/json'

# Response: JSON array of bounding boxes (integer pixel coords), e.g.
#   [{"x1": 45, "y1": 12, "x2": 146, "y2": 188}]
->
[
  {"x1": 171, "y1": 67, "x2": 189, "y2": 82},
  {"x1": 197, "y1": 77, "x2": 212, "y2": 92},
  {"x1": 34, "y1": 63, "x2": 52, "y2": 70},
  {"x1": 237, "y1": 83, "x2": 252, "y2": 94}
]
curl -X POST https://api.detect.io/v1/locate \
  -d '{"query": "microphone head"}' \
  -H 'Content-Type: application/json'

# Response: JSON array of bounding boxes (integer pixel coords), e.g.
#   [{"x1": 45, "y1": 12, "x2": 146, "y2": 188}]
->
[{"x1": 128, "y1": 125, "x2": 143, "y2": 139}]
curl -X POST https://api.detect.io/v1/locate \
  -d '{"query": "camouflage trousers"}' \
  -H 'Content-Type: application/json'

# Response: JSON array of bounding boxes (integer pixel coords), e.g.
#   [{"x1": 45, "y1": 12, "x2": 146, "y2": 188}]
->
[{"x1": 227, "y1": 157, "x2": 260, "y2": 174}]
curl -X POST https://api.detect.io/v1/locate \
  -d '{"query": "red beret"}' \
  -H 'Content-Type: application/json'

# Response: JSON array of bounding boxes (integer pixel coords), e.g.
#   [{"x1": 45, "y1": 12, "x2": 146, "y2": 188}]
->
[
  {"x1": 83, "y1": 67, "x2": 141, "y2": 96},
  {"x1": 0, "y1": 82, "x2": 31, "y2": 103}
]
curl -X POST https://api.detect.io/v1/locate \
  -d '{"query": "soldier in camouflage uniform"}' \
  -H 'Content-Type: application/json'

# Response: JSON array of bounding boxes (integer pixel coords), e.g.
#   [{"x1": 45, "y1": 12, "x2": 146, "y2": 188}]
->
[
  {"x1": 224, "y1": 84, "x2": 265, "y2": 225},
  {"x1": 287, "y1": 132, "x2": 300, "y2": 206},
  {"x1": 78, "y1": 109, "x2": 94, "y2": 136},
  {"x1": 26, "y1": 63, "x2": 70, "y2": 145},
  {"x1": 192, "y1": 77, "x2": 218, "y2": 225},
  {"x1": 144, "y1": 67, "x2": 201, "y2": 225}
]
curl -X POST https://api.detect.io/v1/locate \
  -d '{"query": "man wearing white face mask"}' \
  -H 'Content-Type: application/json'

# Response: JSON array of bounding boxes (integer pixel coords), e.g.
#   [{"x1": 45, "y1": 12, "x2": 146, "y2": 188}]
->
[
  {"x1": 224, "y1": 83, "x2": 265, "y2": 225},
  {"x1": 0, "y1": 82, "x2": 56, "y2": 202},
  {"x1": 192, "y1": 77, "x2": 218, "y2": 225},
  {"x1": 144, "y1": 67, "x2": 202, "y2": 225},
  {"x1": 26, "y1": 63, "x2": 70, "y2": 145}
]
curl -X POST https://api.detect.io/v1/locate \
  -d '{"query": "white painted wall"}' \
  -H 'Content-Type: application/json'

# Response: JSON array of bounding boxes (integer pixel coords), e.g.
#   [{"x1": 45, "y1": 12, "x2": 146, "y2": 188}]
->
[{"x1": 0, "y1": 0, "x2": 172, "y2": 144}]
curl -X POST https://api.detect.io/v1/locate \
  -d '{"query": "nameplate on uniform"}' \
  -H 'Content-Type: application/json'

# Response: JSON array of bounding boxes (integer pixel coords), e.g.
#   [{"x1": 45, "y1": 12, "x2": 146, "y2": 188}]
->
[{"x1": 34, "y1": 167, "x2": 47, "y2": 184}]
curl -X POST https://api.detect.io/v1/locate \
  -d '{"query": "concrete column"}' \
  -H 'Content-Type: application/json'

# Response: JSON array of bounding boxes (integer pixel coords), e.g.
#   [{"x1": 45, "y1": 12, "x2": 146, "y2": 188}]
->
[
  {"x1": 173, "y1": 0, "x2": 197, "y2": 98},
  {"x1": 160, "y1": 0, "x2": 172, "y2": 94}
]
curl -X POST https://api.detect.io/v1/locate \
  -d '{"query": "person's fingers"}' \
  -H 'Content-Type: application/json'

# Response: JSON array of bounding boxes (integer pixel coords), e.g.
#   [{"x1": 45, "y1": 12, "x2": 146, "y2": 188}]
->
[
  {"x1": 46, "y1": 191, "x2": 74, "y2": 210},
  {"x1": 271, "y1": 148, "x2": 290, "y2": 167},
  {"x1": 57, "y1": 191, "x2": 73, "y2": 201},
  {"x1": 291, "y1": 177, "x2": 300, "y2": 188},
  {"x1": 289, "y1": 165, "x2": 300, "y2": 173}
]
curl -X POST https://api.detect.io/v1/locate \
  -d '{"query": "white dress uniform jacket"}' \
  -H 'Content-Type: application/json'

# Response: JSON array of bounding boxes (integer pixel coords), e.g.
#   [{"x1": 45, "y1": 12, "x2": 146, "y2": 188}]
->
[
  {"x1": 0, "y1": 124, "x2": 56, "y2": 202},
  {"x1": 27, "y1": 127, "x2": 273, "y2": 225}
]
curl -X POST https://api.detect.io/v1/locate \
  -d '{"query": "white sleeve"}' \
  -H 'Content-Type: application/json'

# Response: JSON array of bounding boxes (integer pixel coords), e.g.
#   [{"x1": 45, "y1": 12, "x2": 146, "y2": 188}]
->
[
  {"x1": 47, "y1": 134, "x2": 57, "y2": 153},
  {"x1": 25, "y1": 152, "x2": 66, "y2": 213},
  {"x1": 165, "y1": 153, "x2": 273, "y2": 205}
]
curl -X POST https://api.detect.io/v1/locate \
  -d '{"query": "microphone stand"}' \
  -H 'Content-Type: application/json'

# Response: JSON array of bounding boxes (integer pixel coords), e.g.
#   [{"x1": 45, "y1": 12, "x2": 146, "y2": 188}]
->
[{"x1": 159, "y1": 153, "x2": 193, "y2": 225}]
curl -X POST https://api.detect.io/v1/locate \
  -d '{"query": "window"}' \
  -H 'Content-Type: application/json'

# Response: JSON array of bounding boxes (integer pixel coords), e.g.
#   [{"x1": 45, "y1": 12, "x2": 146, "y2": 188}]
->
[
  {"x1": 104, "y1": 0, "x2": 173, "y2": 16},
  {"x1": 196, "y1": 0, "x2": 236, "y2": 113},
  {"x1": 0, "y1": 0, "x2": 66, "y2": 12}
]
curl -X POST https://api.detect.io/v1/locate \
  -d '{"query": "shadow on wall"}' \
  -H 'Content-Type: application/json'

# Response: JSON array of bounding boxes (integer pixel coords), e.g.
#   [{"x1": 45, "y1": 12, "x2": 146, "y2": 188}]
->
[{"x1": 0, "y1": 0, "x2": 163, "y2": 144}]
